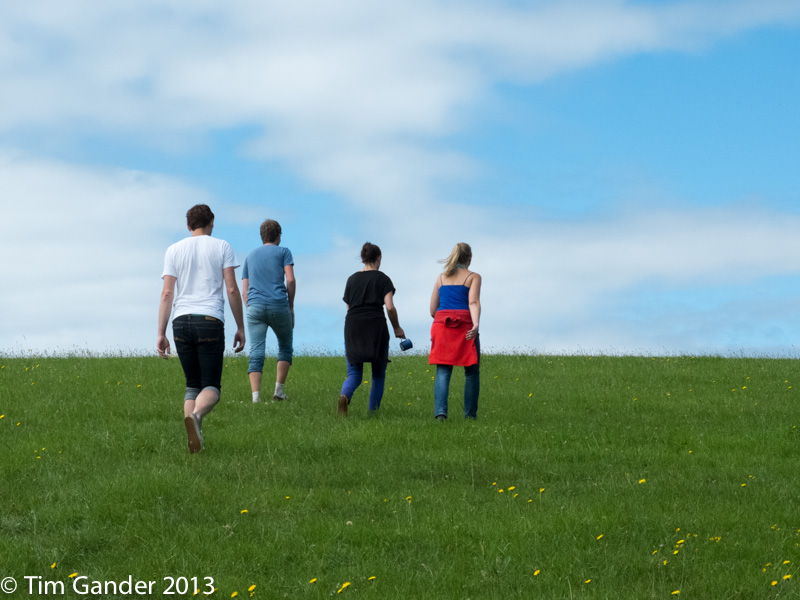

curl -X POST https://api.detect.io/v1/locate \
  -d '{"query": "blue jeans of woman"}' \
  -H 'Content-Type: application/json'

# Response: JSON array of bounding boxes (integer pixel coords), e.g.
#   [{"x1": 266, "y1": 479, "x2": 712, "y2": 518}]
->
[
  {"x1": 434, "y1": 335, "x2": 480, "y2": 419},
  {"x1": 246, "y1": 303, "x2": 294, "y2": 373},
  {"x1": 340, "y1": 344, "x2": 389, "y2": 411}
]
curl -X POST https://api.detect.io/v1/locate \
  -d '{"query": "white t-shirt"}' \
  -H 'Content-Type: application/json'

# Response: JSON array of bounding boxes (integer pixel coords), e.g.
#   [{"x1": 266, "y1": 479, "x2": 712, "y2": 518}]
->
[{"x1": 162, "y1": 235, "x2": 239, "y2": 322}]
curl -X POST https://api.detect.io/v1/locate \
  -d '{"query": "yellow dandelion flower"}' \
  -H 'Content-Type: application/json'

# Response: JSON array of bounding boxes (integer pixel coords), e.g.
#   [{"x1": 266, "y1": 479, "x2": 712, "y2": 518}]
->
[
  {"x1": 248, "y1": 585, "x2": 256, "y2": 591},
  {"x1": 492, "y1": 482, "x2": 497, "y2": 486},
  {"x1": 51, "y1": 563, "x2": 56, "y2": 569},
  {"x1": 286, "y1": 496, "x2": 290, "y2": 499},
  {"x1": 309, "y1": 578, "x2": 317, "y2": 584},
  {"x1": 508, "y1": 486, "x2": 516, "y2": 491},
  {"x1": 231, "y1": 593, "x2": 238, "y2": 598},
  {"x1": 240, "y1": 509, "x2": 248, "y2": 514},
  {"x1": 499, "y1": 489, "x2": 504, "y2": 493},
  {"x1": 368, "y1": 576, "x2": 376, "y2": 581},
  {"x1": 584, "y1": 579, "x2": 591, "y2": 584},
  {"x1": 673, "y1": 550, "x2": 679, "y2": 555},
  {"x1": 638, "y1": 479, "x2": 646, "y2": 484},
  {"x1": 784, "y1": 574, "x2": 792, "y2": 580},
  {"x1": 783, "y1": 560, "x2": 791, "y2": 565},
  {"x1": 663, "y1": 560, "x2": 668, "y2": 566},
  {"x1": 772, "y1": 581, "x2": 778, "y2": 586},
  {"x1": 671, "y1": 591, "x2": 680, "y2": 595},
  {"x1": 533, "y1": 570, "x2": 540, "y2": 576},
  {"x1": 69, "y1": 573, "x2": 78, "y2": 578},
  {"x1": 596, "y1": 534, "x2": 604, "y2": 540},
  {"x1": 652, "y1": 550, "x2": 658, "y2": 555},
  {"x1": 539, "y1": 488, "x2": 545, "y2": 493}
]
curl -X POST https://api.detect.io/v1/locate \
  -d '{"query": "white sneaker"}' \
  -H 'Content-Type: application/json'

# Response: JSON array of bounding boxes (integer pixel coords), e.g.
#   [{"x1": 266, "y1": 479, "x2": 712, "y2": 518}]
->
[{"x1": 272, "y1": 392, "x2": 288, "y2": 402}]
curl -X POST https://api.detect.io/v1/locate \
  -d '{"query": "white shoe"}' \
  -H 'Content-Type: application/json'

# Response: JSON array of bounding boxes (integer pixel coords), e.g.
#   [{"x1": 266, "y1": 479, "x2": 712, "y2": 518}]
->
[{"x1": 273, "y1": 392, "x2": 288, "y2": 402}]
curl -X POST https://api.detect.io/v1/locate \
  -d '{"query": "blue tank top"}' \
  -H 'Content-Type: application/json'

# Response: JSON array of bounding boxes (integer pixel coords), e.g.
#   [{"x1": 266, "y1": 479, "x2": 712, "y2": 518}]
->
[{"x1": 438, "y1": 285, "x2": 470, "y2": 310}]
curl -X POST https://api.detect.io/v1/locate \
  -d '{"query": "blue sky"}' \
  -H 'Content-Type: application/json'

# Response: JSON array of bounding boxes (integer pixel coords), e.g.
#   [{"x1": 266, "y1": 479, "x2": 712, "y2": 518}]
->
[{"x1": 1, "y1": 0, "x2": 799, "y2": 356}]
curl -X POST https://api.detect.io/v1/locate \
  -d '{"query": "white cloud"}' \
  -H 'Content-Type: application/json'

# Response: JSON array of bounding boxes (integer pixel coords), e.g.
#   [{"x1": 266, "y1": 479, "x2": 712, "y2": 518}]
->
[
  {"x1": 1, "y1": 148, "x2": 797, "y2": 356},
  {"x1": 2, "y1": 1, "x2": 799, "y2": 355},
  {"x1": 0, "y1": 149, "x2": 207, "y2": 353},
  {"x1": 290, "y1": 200, "x2": 800, "y2": 355}
]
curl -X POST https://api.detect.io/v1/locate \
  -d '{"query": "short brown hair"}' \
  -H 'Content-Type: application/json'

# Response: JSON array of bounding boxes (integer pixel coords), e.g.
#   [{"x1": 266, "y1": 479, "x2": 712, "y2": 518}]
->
[
  {"x1": 361, "y1": 242, "x2": 381, "y2": 264},
  {"x1": 260, "y1": 219, "x2": 282, "y2": 244},
  {"x1": 186, "y1": 204, "x2": 214, "y2": 230}
]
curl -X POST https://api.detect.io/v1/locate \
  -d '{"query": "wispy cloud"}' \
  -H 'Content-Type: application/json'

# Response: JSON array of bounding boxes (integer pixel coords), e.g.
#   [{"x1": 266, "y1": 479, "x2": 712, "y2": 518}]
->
[{"x1": 0, "y1": 149, "x2": 205, "y2": 352}]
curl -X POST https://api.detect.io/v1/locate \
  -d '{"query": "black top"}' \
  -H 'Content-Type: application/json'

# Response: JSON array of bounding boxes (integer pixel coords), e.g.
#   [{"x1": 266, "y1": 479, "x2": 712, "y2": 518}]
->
[{"x1": 343, "y1": 270, "x2": 396, "y2": 363}]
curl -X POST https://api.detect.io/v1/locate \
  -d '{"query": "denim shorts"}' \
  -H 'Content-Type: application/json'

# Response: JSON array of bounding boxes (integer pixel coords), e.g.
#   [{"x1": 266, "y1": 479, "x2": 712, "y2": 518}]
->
[{"x1": 172, "y1": 314, "x2": 225, "y2": 392}]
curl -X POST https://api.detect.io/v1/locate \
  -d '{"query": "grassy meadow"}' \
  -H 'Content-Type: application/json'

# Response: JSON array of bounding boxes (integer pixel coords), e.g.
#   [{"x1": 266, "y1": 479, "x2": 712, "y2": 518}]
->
[{"x1": 1, "y1": 352, "x2": 799, "y2": 599}]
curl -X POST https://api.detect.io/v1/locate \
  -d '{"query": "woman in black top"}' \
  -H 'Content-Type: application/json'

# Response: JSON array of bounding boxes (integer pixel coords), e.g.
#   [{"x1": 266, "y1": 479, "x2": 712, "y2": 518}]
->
[{"x1": 338, "y1": 242, "x2": 405, "y2": 416}]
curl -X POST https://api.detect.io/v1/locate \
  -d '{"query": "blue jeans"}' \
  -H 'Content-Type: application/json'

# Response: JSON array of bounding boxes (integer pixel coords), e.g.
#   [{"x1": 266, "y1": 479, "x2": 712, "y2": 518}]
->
[
  {"x1": 340, "y1": 344, "x2": 389, "y2": 411},
  {"x1": 434, "y1": 335, "x2": 480, "y2": 419},
  {"x1": 172, "y1": 314, "x2": 225, "y2": 393},
  {"x1": 246, "y1": 304, "x2": 293, "y2": 373}
]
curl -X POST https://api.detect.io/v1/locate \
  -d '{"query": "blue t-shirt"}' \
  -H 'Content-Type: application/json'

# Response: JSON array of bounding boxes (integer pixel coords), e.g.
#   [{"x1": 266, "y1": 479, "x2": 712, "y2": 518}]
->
[{"x1": 242, "y1": 245, "x2": 294, "y2": 307}]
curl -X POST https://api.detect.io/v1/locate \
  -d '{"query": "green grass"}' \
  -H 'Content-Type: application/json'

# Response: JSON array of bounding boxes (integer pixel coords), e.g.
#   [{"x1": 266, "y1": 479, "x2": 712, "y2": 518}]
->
[{"x1": 1, "y1": 354, "x2": 799, "y2": 599}]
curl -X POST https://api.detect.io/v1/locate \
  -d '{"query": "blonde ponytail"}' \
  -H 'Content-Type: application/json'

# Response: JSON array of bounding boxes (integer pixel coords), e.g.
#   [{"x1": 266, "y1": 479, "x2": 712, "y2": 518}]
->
[{"x1": 440, "y1": 243, "x2": 472, "y2": 277}]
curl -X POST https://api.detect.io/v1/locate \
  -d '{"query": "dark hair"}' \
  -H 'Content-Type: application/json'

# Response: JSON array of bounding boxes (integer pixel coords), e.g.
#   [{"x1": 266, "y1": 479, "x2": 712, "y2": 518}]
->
[
  {"x1": 361, "y1": 242, "x2": 381, "y2": 265},
  {"x1": 186, "y1": 204, "x2": 214, "y2": 230},
  {"x1": 260, "y1": 219, "x2": 282, "y2": 244}
]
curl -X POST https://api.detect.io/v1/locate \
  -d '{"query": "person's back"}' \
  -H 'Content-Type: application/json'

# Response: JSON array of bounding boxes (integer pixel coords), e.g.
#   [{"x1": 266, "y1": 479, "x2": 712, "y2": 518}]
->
[
  {"x1": 436, "y1": 271, "x2": 475, "y2": 311},
  {"x1": 167, "y1": 234, "x2": 235, "y2": 320},
  {"x1": 243, "y1": 244, "x2": 293, "y2": 308}
]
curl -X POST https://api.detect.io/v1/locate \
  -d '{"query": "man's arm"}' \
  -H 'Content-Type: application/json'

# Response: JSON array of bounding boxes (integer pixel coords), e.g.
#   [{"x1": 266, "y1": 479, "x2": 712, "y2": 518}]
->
[
  {"x1": 223, "y1": 266, "x2": 246, "y2": 352},
  {"x1": 157, "y1": 276, "x2": 176, "y2": 359},
  {"x1": 285, "y1": 264, "x2": 296, "y2": 328}
]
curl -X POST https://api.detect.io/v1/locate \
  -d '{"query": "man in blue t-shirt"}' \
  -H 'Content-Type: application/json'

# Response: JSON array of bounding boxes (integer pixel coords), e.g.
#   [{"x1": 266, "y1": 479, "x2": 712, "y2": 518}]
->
[{"x1": 242, "y1": 219, "x2": 296, "y2": 403}]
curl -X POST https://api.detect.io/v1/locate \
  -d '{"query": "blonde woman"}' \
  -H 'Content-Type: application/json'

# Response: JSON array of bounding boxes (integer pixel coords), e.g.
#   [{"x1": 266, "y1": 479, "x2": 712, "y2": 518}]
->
[{"x1": 429, "y1": 243, "x2": 481, "y2": 420}]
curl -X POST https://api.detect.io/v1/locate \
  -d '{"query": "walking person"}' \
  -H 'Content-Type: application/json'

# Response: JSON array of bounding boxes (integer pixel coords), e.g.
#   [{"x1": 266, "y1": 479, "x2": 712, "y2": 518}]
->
[
  {"x1": 338, "y1": 242, "x2": 405, "y2": 416},
  {"x1": 429, "y1": 243, "x2": 482, "y2": 420},
  {"x1": 157, "y1": 204, "x2": 246, "y2": 453},
  {"x1": 242, "y1": 219, "x2": 296, "y2": 403}
]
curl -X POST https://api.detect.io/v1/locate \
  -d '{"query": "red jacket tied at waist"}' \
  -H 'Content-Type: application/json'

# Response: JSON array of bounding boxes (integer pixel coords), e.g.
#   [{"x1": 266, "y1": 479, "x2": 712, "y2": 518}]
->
[{"x1": 429, "y1": 309, "x2": 477, "y2": 366}]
